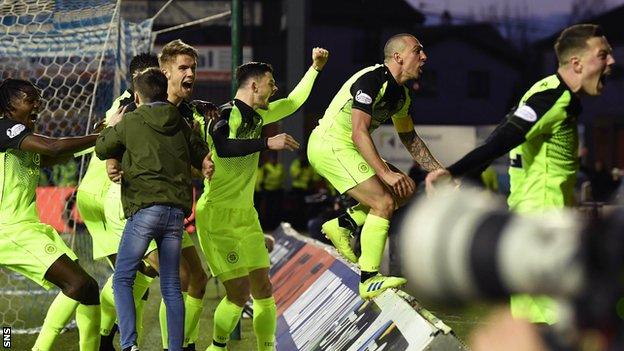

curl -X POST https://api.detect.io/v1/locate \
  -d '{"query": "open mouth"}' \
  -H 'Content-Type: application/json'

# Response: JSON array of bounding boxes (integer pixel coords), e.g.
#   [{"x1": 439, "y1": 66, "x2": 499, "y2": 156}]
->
[
  {"x1": 599, "y1": 71, "x2": 610, "y2": 89},
  {"x1": 182, "y1": 81, "x2": 193, "y2": 90}
]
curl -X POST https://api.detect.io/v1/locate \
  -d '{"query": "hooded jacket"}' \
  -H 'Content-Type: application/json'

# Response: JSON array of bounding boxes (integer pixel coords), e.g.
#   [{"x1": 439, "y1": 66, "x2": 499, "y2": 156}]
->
[{"x1": 95, "y1": 102, "x2": 209, "y2": 217}]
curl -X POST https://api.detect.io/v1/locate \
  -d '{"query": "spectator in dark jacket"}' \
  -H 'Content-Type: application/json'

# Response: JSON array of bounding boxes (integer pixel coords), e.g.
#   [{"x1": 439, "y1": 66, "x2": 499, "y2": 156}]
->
[{"x1": 95, "y1": 67, "x2": 213, "y2": 351}]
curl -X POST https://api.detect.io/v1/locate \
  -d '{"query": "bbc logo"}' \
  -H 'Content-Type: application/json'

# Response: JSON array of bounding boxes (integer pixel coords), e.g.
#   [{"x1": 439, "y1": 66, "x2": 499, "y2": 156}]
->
[{"x1": 2, "y1": 326, "x2": 10, "y2": 348}]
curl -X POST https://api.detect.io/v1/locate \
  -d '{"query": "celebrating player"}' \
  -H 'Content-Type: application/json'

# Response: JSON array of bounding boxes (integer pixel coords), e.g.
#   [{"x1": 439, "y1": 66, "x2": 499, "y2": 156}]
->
[
  {"x1": 307, "y1": 34, "x2": 442, "y2": 299},
  {"x1": 426, "y1": 24, "x2": 615, "y2": 324},
  {"x1": 195, "y1": 47, "x2": 328, "y2": 351},
  {"x1": 0, "y1": 79, "x2": 101, "y2": 351}
]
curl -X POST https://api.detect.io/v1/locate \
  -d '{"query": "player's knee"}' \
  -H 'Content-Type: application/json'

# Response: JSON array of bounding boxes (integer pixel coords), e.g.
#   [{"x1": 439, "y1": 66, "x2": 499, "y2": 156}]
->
[
  {"x1": 252, "y1": 279, "x2": 273, "y2": 299},
  {"x1": 371, "y1": 193, "x2": 395, "y2": 216},
  {"x1": 179, "y1": 261, "x2": 191, "y2": 286},
  {"x1": 190, "y1": 270, "x2": 208, "y2": 296},
  {"x1": 226, "y1": 282, "x2": 250, "y2": 306},
  {"x1": 66, "y1": 274, "x2": 99, "y2": 305}
]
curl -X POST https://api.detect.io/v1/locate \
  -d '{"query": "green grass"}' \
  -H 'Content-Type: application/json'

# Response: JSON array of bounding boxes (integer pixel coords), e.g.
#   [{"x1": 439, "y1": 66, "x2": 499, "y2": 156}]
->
[
  {"x1": 1, "y1": 231, "x2": 256, "y2": 350},
  {"x1": 1, "y1": 231, "x2": 490, "y2": 350},
  {"x1": 8, "y1": 277, "x2": 256, "y2": 350}
]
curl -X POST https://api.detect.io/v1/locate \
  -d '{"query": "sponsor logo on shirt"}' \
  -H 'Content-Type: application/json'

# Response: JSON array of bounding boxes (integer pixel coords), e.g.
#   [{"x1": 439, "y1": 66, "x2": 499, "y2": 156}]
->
[
  {"x1": 514, "y1": 105, "x2": 538, "y2": 122},
  {"x1": 355, "y1": 90, "x2": 372, "y2": 105},
  {"x1": 6, "y1": 124, "x2": 26, "y2": 139}
]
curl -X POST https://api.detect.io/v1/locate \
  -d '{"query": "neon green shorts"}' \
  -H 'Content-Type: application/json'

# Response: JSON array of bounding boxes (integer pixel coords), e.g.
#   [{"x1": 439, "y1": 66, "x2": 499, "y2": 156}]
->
[
  {"x1": 0, "y1": 221, "x2": 77, "y2": 290},
  {"x1": 77, "y1": 190, "x2": 110, "y2": 260},
  {"x1": 307, "y1": 130, "x2": 376, "y2": 194},
  {"x1": 195, "y1": 203, "x2": 269, "y2": 281}
]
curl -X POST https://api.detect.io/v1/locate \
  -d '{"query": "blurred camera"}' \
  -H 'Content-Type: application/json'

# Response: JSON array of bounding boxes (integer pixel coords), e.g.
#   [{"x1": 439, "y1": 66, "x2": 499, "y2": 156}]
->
[{"x1": 396, "y1": 186, "x2": 624, "y2": 339}]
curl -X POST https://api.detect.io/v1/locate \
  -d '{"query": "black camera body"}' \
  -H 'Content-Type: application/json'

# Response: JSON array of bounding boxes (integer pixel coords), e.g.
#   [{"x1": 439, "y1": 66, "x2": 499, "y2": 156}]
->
[{"x1": 397, "y1": 187, "x2": 624, "y2": 348}]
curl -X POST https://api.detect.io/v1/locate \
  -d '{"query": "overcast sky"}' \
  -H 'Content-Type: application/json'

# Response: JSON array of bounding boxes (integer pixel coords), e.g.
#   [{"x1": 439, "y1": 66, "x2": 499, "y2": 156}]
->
[
  {"x1": 407, "y1": 0, "x2": 624, "y2": 17},
  {"x1": 406, "y1": 0, "x2": 624, "y2": 39}
]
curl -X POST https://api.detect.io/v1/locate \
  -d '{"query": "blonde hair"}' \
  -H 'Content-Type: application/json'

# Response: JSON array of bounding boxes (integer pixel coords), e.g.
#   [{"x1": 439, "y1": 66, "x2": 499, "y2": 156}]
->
[{"x1": 158, "y1": 39, "x2": 198, "y2": 67}]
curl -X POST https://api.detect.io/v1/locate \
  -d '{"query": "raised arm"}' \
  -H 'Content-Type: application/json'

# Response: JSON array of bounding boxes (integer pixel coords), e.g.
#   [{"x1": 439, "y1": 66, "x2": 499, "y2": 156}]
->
[{"x1": 260, "y1": 47, "x2": 328, "y2": 124}]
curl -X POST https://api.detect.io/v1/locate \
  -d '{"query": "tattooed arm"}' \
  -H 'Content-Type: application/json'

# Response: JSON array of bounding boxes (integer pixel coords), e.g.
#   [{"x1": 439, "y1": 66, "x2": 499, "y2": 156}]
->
[{"x1": 393, "y1": 117, "x2": 443, "y2": 171}]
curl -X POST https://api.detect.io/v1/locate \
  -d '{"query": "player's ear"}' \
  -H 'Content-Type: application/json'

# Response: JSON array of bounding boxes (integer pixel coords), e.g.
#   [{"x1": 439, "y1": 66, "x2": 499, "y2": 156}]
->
[
  {"x1": 161, "y1": 67, "x2": 170, "y2": 79},
  {"x1": 134, "y1": 92, "x2": 140, "y2": 105},
  {"x1": 393, "y1": 51, "x2": 403, "y2": 64},
  {"x1": 570, "y1": 56, "x2": 582, "y2": 74},
  {"x1": 251, "y1": 80, "x2": 258, "y2": 93}
]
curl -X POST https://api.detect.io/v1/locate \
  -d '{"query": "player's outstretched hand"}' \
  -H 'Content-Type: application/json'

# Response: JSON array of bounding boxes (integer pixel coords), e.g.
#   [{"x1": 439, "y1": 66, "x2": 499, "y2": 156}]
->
[
  {"x1": 202, "y1": 152, "x2": 215, "y2": 180},
  {"x1": 106, "y1": 159, "x2": 123, "y2": 183},
  {"x1": 107, "y1": 105, "x2": 128, "y2": 127},
  {"x1": 312, "y1": 47, "x2": 329, "y2": 71},
  {"x1": 425, "y1": 168, "x2": 452, "y2": 195},
  {"x1": 267, "y1": 133, "x2": 300, "y2": 151},
  {"x1": 380, "y1": 170, "x2": 415, "y2": 199}
]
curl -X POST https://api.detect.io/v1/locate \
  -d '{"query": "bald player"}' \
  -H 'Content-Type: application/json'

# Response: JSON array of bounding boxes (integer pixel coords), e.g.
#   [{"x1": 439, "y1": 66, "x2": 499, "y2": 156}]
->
[{"x1": 307, "y1": 33, "x2": 444, "y2": 299}]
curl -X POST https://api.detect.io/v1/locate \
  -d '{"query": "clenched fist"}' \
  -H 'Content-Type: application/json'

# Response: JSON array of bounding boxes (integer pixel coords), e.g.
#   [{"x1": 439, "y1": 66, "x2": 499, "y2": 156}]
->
[{"x1": 312, "y1": 47, "x2": 329, "y2": 71}]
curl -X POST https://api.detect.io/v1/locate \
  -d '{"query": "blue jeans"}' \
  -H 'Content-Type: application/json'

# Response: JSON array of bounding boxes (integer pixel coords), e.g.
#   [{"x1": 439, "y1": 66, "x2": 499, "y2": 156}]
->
[{"x1": 113, "y1": 205, "x2": 185, "y2": 350}]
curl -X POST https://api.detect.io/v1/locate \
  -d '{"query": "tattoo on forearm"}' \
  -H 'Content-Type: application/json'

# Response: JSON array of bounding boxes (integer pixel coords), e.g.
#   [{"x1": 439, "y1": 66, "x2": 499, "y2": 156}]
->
[{"x1": 398, "y1": 130, "x2": 443, "y2": 172}]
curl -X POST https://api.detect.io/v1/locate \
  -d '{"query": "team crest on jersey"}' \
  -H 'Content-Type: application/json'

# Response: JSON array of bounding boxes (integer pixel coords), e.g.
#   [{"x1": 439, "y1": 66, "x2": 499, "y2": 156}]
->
[
  {"x1": 226, "y1": 251, "x2": 239, "y2": 264},
  {"x1": 358, "y1": 162, "x2": 370, "y2": 173},
  {"x1": 44, "y1": 244, "x2": 57, "y2": 255},
  {"x1": 6, "y1": 124, "x2": 25, "y2": 138},
  {"x1": 355, "y1": 90, "x2": 372, "y2": 105},
  {"x1": 32, "y1": 154, "x2": 40, "y2": 166}
]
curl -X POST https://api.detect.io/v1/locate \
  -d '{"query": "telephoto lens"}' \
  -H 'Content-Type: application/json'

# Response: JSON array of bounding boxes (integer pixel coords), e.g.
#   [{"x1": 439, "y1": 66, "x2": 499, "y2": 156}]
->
[{"x1": 397, "y1": 186, "x2": 585, "y2": 303}]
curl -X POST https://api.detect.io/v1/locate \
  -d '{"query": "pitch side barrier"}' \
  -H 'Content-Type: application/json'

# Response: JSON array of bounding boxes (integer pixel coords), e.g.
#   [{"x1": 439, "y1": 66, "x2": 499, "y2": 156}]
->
[{"x1": 269, "y1": 223, "x2": 467, "y2": 351}]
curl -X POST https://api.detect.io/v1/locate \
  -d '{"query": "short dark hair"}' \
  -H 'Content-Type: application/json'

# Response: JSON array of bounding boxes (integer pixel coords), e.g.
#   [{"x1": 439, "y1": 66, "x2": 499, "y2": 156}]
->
[
  {"x1": 384, "y1": 33, "x2": 416, "y2": 62},
  {"x1": 128, "y1": 52, "x2": 160, "y2": 87},
  {"x1": 555, "y1": 24, "x2": 604, "y2": 65},
  {"x1": 132, "y1": 68, "x2": 168, "y2": 103},
  {"x1": 0, "y1": 79, "x2": 41, "y2": 116},
  {"x1": 235, "y1": 62, "x2": 273, "y2": 88}
]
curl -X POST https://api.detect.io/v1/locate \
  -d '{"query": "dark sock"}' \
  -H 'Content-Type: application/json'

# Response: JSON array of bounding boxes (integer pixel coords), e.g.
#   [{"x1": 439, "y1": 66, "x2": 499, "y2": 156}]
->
[
  {"x1": 337, "y1": 212, "x2": 357, "y2": 232},
  {"x1": 99, "y1": 323, "x2": 118, "y2": 351},
  {"x1": 361, "y1": 271, "x2": 377, "y2": 283},
  {"x1": 213, "y1": 340, "x2": 227, "y2": 348},
  {"x1": 183, "y1": 344, "x2": 196, "y2": 351}
]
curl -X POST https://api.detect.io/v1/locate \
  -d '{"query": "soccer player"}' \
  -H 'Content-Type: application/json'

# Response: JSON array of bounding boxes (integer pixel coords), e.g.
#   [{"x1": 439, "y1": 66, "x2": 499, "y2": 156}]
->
[
  {"x1": 0, "y1": 79, "x2": 101, "y2": 351},
  {"x1": 76, "y1": 53, "x2": 161, "y2": 350},
  {"x1": 95, "y1": 68, "x2": 213, "y2": 351},
  {"x1": 195, "y1": 48, "x2": 329, "y2": 351},
  {"x1": 426, "y1": 24, "x2": 615, "y2": 324},
  {"x1": 307, "y1": 34, "x2": 443, "y2": 299}
]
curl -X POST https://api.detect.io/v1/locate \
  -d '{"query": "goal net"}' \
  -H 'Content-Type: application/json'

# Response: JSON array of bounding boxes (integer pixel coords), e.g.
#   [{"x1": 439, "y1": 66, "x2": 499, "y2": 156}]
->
[{"x1": 0, "y1": 0, "x2": 153, "y2": 335}]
